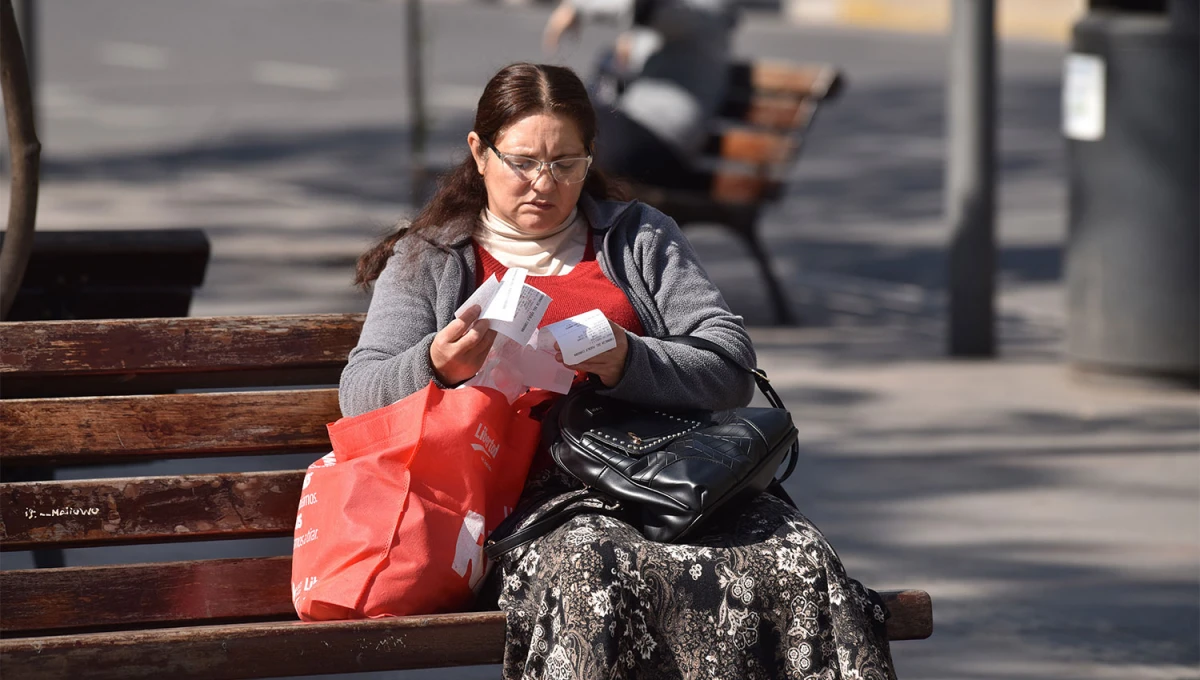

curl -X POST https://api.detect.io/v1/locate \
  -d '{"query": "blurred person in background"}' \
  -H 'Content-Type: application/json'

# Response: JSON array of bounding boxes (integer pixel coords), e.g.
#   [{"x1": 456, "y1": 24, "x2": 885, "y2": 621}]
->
[
  {"x1": 343, "y1": 61, "x2": 896, "y2": 679},
  {"x1": 543, "y1": 0, "x2": 739, "y2": 191}
]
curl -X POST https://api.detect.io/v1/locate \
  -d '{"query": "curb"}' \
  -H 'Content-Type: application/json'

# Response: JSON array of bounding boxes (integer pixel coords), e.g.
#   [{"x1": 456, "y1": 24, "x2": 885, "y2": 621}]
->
[{"x1": 784, "y1": 0, "x2": 1084, "y2": 43}]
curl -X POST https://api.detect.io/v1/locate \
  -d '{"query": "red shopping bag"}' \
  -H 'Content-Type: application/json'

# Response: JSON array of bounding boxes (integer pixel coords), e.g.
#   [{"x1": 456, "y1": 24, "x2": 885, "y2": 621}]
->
[{"x1": 291, "y1": 383, "x2": 553, "y2": 621}]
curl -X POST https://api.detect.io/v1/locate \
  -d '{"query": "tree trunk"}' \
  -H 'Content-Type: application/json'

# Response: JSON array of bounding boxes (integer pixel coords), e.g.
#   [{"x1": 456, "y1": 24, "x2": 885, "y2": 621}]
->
[{"x1": 0, "y1": 0, "x2": 41, "y2": 320}]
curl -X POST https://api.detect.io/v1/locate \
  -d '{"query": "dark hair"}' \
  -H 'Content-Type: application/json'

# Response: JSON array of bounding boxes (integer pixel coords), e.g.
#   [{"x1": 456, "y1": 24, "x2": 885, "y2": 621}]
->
[{"x1": 355, "y1": 62, "x2": 626, "y2": 287}]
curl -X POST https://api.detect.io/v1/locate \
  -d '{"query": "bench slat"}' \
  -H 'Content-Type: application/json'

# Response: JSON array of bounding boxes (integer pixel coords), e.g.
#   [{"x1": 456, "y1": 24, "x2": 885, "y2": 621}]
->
[
  {"x1": 0, "y1": 390, "x2": 340, "y2": 466},
  {"x1": 1, "y1": 557, "x2": 296, "y2": 633},
  {"x1": 710, "y1": 173, "x2": 779, "y2": 204},
  {"x1": 744, "y1": 97, "x2": 814, "y2": 130},
  {"x1": 751, "y1": 61, "x2": 839, "y2": 99},
  {"x1": 1, "y1": 471, "x2": 303, "y2": 550},
  {"x1": 883, "y1": 589, "x2": 934, "y2": 641},
  {"x1": 716, "y1": 128, "x2": 792, "y2": 166},
  {"x1": 0, "y1": 590, "x2": 929, "y2": 679},
  {"x1": 0, "y1": 314, "x2": 363, "y2": 377},
  {"x1": 0, "y1": 555, "x2": 933, "y2": 641},
  {"x1": 0, "y1": 613, "x2": 508, "y2": 680}
]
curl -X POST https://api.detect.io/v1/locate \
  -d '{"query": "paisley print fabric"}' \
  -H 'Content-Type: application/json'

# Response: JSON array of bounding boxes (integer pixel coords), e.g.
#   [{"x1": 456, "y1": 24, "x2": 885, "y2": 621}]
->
[{"x1": 494, "y1": 468, "x2": 897, "y2": 680}]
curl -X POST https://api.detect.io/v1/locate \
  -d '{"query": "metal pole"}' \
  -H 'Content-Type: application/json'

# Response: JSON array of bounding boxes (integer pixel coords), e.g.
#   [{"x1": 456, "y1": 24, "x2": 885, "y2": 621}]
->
[
  {"x1": 406, "y1": 0, "x2": 428, "y2": 205},
  {"x1": 945, "y1": 0, "x2": 996, "y2": 357}
]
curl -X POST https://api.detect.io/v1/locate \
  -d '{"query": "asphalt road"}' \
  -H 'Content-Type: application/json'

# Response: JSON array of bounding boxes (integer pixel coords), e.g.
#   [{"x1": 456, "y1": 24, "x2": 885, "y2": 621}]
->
[{"x1": 31, "y1": 0, "x2": 1068, "y2": 329}]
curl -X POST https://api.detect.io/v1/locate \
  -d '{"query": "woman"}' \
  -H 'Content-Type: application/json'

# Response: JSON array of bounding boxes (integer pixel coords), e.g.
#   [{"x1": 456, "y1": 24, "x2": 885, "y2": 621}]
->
[
  {"x1": 542, "y1": 0, "x2": 738, "y2": 191},
  {"x1": 342, "y1": 62, "x2": 895, "y2": 680}
]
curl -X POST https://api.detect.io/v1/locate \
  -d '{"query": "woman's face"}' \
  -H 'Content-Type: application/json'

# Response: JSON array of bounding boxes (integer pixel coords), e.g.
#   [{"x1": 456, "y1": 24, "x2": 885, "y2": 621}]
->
[{"x1": 468, "y1": 112, "x2": 589, "y2": 234}]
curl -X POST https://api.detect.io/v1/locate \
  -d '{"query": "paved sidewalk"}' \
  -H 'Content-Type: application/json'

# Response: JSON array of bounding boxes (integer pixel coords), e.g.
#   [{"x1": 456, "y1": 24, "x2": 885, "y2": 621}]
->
[{"x1": 754, "y1": 327, "x2": 1199, "y2": 679}]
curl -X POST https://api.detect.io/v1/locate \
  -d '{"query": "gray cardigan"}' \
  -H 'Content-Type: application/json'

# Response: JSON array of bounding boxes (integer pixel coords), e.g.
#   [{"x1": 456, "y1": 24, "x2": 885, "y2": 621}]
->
[{"x1": 338, "y1": 195, "x2": 756, "y2": 417}]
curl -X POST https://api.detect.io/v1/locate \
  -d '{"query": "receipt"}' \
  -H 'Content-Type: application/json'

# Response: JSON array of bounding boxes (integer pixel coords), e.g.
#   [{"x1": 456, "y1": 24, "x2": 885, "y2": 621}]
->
[
  {"x1": 455, "y1": 274, "x2": 501, "y2": 320},
  {"x1": 487, "y1": 284, "x2": 551, "y2": 346},
  {"x1": 543, "y1": 309, "x2": 616, "y2": 364},
  {"x1": 519, "y1": 342, "x2": 576, "y2": 394},
  {"x1": 455, "y1": 268, "x2": 551, "y2": 345},
  {"x1": 484, "y1": 268, "x2": 527, "y2": 323},
  {"x1": 463, "y1": 334, "x2": 527, "y2": 403}
]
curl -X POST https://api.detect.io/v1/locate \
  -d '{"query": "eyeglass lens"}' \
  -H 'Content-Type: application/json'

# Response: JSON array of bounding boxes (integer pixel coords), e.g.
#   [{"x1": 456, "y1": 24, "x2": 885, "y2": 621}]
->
[
  {"x1": 506, "y1": 156, "x2": 590, "y2": 183},
  {"x1": 484, "y1": 137, "x2": 589, "y2": 184}
]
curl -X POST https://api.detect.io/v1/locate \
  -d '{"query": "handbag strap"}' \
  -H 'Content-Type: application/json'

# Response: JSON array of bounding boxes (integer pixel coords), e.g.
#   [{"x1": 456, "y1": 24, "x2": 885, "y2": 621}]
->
[
  {"x1": 485, "y1": 491, "x2": 621, "y2": 559},
  {"x1": 662, "y1": 335, "x2": 799, "y2": 481}
]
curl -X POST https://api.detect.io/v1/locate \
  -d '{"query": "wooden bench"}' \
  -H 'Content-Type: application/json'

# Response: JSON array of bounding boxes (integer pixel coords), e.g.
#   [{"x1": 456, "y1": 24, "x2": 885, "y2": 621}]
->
[
  {"x1": 1, "y1": 229, "x2": 210, "y2": 322},
  {"x1": 632, "y1": 60, "x2": 844, "y2": 325},
  {"x1": 1, "y1": 228, "x2": 213, "y2": 570},
  {"x1": 0, "y1": 314, "x2": 931, "y2": 679}
]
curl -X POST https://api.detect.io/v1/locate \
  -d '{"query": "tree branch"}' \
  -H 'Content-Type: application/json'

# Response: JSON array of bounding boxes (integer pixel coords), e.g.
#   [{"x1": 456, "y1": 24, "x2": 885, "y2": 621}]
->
[{"x1": 0, "y1": 0, "x2": 41, "y2": 320}]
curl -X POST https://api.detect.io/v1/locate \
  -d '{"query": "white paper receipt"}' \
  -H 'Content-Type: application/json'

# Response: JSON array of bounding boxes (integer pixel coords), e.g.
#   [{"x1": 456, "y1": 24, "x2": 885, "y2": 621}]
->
[
  {"x1": 455, "y1": 274, "x2": 501, "y2": 320},
  {"x1": 543, "y1": 309, "x2": 616, "y2": 364},
  {"x1": 454, "y1": 268, "x2": 551, "y2": 346},
  {"x1": 486, "y1": 268, "x2": 527, "y2": 323},
  {"x1": 488, "y1": 284, "x2": 551, "y2": 346},
  {"x1": 519, "y1": 339, "x2": 576, "y2": 394}
]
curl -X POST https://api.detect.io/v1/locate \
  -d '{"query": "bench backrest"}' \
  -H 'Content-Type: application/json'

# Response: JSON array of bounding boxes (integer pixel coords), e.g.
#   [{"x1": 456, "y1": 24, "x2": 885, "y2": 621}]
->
[
  {"x1": 1, "y1": 314, "x2": 931, "y2": 653},
  {"x1": 708, "y1": 60, "x2": 843, "y2": 204},
  {"x1": 633, "y1": 59, "x2": 842, "y2": 211},
  {"x1": 0, "y1": 229, "x2": 211, "y2": 322},
  {"x1": 627, "y1": 59, "x2": 842, "y2": 244},
  {"x1": 0, "y1": 314, "x2": 363, "y2": 635}
]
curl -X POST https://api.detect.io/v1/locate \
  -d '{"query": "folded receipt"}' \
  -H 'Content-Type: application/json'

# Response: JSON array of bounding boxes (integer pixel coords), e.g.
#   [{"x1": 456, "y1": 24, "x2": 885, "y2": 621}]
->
[{"x1": 542, "y1": 309, "x2": 616, "y2": 364}]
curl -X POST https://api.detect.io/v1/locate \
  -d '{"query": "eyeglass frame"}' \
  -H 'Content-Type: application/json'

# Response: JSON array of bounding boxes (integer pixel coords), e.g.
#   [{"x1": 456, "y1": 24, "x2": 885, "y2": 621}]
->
[{"x1": 478, "y1": 135, "x2": 593, "y2": 185}]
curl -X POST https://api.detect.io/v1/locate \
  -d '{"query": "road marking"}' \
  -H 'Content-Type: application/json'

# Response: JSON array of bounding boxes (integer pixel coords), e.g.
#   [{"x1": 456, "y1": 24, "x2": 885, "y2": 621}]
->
[
  {"x1": 44, "y1": 83, "x2": 167, "y2": 127},
  {"x1": 94, "y1": 105, "x2": 166, "y2": 128},
  {"x1": 99, "y1": 42, "x2": 169, "y2": 70},
  {"x1": 43, "y1": 83, "x2": 91, "y2": 112},
  {"x1": 252, "y1": 61, "x2": 341, "y2": 91},
  {"x1": 430, "y1": 84, "x2": 482, "y2": 110}
]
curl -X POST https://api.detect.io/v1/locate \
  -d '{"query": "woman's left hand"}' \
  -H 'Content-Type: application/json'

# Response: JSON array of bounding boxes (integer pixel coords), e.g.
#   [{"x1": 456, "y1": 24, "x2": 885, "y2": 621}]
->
[{"x1": 558, "y1": 321, "x2": 629, "y2": 388}]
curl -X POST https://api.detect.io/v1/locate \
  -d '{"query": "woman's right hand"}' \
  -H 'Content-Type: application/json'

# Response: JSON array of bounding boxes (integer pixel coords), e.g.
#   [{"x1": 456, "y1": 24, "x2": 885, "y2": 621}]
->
[{"x1": 430, "y1": 305, "x2": 497, "y2": 386}]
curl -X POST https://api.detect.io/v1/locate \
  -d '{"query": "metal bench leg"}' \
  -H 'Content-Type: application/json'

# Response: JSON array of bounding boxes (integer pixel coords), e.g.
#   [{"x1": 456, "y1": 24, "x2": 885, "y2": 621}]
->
[{"x1": 738, "y1": 229, "x2": 795, "y2": 326}]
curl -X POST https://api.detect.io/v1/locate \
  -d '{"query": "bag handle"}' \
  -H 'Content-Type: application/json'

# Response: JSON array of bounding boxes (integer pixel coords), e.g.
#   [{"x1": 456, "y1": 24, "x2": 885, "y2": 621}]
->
[
  {"x1": 485, "y1": 491, "x2": 620, "y2": 559},
  {"x1": 662, "y1": 335, "x2": 799, "y2": 481}
]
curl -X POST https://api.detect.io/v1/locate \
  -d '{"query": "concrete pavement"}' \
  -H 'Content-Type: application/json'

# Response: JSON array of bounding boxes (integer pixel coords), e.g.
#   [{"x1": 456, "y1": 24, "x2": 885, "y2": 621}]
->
[{"x1": 6, "y1": 1, "x2": 1199, "y2": 677}]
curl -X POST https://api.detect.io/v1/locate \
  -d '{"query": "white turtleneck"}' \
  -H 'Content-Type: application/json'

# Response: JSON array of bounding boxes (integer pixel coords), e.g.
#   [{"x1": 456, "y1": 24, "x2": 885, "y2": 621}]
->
[{"x1": 474, "y1": 207, "x2": 589, "y2": 276}]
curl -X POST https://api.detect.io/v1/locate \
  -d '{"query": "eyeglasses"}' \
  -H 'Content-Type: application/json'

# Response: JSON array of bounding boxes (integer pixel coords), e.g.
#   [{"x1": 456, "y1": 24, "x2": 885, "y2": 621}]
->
[{"x1": 480, "y1": 136, "x2": 592, "y2": 185}]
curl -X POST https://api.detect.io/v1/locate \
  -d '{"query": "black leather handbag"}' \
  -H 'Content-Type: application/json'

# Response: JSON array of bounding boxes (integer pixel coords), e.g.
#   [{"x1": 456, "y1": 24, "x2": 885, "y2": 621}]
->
[{"x1": 486, "y1": 336, "x2": 799, "y2": 557}]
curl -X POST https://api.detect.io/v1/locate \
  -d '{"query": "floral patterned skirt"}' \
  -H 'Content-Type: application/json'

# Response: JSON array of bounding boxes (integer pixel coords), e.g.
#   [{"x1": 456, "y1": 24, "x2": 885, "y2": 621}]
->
[{"x1": 492, "y1": 468, "x2": 897, "y2": 680}]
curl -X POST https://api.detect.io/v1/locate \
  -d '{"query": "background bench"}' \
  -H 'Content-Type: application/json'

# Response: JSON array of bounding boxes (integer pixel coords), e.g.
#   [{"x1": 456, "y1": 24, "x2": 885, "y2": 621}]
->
[
  {"x1": 0, "y1": 229, "x2": 210, "y2": 322},
  {"x1": 632, "y1": 60, "x2": 844, "y2": 325},
  {"x1": 0, "y1": 314, "x2": 931, "y2": 678}
]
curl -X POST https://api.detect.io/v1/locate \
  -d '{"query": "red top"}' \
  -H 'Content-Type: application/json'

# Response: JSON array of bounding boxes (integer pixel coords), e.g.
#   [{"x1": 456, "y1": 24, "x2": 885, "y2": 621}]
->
[{"x1": 472, "y1": 230, "x2": 646, "y2": 336}]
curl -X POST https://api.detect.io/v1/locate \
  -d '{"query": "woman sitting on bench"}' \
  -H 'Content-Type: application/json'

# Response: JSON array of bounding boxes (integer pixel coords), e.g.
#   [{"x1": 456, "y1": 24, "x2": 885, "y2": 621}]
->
[{"x1": 342, "y1": 62, "x2": 896, "y2": 679}]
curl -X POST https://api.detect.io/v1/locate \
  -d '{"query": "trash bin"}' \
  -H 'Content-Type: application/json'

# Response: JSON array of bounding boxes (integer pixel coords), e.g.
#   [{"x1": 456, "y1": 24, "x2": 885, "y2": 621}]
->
[{"x1": 1064, "y1": 0, "x2": 1199, "y2": 384}]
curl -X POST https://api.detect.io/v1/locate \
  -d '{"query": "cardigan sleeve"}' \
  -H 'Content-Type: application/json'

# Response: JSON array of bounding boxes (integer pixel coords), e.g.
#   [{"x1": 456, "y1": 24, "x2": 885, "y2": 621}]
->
[
  {"x1": 337, "y1": 242, "x2": 454, "y2": 417},
  {"x1": 596, "y1": 210, "x2": 757, "y2": 411}
]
